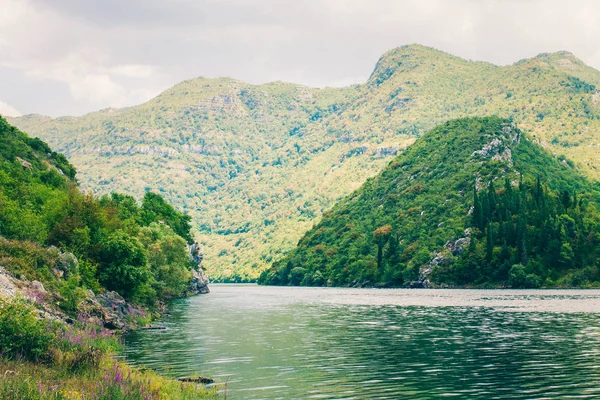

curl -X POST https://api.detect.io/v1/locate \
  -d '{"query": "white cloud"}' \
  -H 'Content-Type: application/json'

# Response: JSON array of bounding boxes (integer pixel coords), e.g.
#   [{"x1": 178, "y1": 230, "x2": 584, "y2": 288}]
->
[
  {"x1": 2, "y1": 0, "x2": 600, "y2": 116},
  {"x1": 0, "y1": 101, "x2": 22, "y2": 117},
  {"x1": 110, "y1": 64, "x2": 157, "y2": 78}
]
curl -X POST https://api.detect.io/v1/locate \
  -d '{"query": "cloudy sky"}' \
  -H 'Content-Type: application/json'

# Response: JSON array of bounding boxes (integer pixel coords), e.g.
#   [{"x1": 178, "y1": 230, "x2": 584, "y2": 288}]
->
[{"x1": 1, "y1": 0, "x2": 599, "y2": 117}]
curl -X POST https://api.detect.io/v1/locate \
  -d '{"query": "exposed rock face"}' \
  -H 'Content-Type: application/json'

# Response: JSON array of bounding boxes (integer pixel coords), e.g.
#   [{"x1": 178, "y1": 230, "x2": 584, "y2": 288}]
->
[
  {"x1": 471, "y1": 123, "x2": 520, "y2": 167},
  {"x1": 92, "y1": 290, "x2": 139, "y2": 331},
  {"x1": 0, "y1": 263, "x2": 141, "y2": 332},
  {"x1": 190, "y1": 268, "x2": 210, "y2": 294},
  {"x1": 417, "y1": 228, "x2": 472, "y2": 287},
  {"x1": 16, "y1": 156, "x2": 32, "y2": 169},
  {"x1": 0, "y1": 268, "x2": 17, "y2": 298},
  {"x1": 188, "y1": 242, "x2": 210, "y2": 294},
  {"x1": 0, "y1": 240, "x2": 209, "y2": 334}
]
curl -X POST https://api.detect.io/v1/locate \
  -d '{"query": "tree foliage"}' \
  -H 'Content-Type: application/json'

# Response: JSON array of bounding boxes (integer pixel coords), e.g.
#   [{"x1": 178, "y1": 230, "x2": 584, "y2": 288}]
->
[
  {"x1": 260, "y1": 117, "x2": 600, "y2": 288},
  {"x1": 0, "y1": 117, "x2": 195, "y2": 307}
]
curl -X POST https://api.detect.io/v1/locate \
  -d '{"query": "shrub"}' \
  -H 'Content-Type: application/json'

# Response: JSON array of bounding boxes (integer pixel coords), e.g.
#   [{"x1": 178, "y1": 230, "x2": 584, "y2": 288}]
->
[
  {"x1": 508, "y1": 264, "x2": 541, "y2": 288},
  {"x1": 288, "y1": 267, "x2": 306, "y2": 285},
  {"x1": 57, "y1": 275, "x2": 87, "y2": 314},
  {"x1": 0, "y1": 298, "x2": 54, "y2": 362}
]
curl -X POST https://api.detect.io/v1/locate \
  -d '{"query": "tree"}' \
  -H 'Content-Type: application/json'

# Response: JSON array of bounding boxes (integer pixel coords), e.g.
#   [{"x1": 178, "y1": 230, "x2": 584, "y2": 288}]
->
[
  {"x1": 141, "y1": 192, "x2": 193, "y2": 243},
  {"x1": 472, "y1": 186, "x2": 483, "y2": 229},
  {"x1": 138, "y1": 223, "x2": 192, "y2": 298},
  {"x1": 98, "y1": 231, "x2": 149, "y2": 299},
  {"x1": 373, "y1": 225, "x2": 393, "y2": 270}
]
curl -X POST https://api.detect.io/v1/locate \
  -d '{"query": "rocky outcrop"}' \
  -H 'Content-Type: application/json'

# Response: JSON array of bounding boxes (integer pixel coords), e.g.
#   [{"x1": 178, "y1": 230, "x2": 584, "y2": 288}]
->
[
  {"x1": 190, "y1": 268, "x2": 210, "y2": 294},
  {"x1": 0, "y1": 267, "x2": 18, "y2": 298},
  {"x1": 416, "y1": 228, "x2": 472, "y2": 287},
  {"x1": 83, "y1": 290, "x2": 144, "y2": 331},
  {"x1": 471, "y1": 124, "x2": 519, "y2": 161},
  {"x1": 187, "y1": 242, "x2": 210, "y2": 294},
  {"x1": 0, "y1": 240, "x2": 209, "y2": 333},
  {"x1": 0, "y1": 264, "x2": 142, "y2": 332},
  {"x1": 16, "y1": 156, "x2": 32, "y2": 169}
]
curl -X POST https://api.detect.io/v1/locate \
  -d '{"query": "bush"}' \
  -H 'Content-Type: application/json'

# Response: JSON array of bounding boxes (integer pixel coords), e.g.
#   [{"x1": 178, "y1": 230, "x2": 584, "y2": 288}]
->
[
  {"x1": 508, "y1": 264, "x2": 541, "y2": 288},
  {"x1": 57, "y1": 275, "x2": 87, "y2": 313},
  {"x1": 0, "y1": 298, "x2": 54, "y2": 362},
  {"x1": 288, "y1": 267, "x2": 306, "y2": 285}
]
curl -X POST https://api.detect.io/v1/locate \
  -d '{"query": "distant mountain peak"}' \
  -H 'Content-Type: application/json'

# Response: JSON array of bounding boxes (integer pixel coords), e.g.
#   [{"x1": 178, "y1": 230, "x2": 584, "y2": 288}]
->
[
  {"x1": 514, "y1": 50, "x2": 587, "y2": 70},
  {"x1": 367, "y1": 44, "x2": 488, "y2": 87}
]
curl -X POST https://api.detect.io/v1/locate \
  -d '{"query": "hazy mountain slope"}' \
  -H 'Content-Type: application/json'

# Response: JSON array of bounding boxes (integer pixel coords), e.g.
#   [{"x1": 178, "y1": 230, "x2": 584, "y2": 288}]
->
[
  {"x1": 9, "y1": 44, "x2": 600, "y2": 281},
  {"x1": 260, "y1": 117, "x2": 600, "y2": 288}
]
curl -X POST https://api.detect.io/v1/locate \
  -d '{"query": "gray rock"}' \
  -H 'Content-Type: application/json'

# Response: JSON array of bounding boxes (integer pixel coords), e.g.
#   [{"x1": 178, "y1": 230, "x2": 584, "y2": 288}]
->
[
  {"x1": 16, "y1": 157, "x2": 32, "y2": 169},
  {"x1": 187, "y1": 242, "x2": 210, "y2": 294},
  {"x1": 418, "y1": 229, "x2": 472, "y2": 282},
  {"x1": 190, "y1": 268, "x2": 210, "y2": 294},
  {"x1": 30, "y1": 280, "x2": 47, "y2": 294},
  {"x1": 188, "y1": 242, "x2": 204, "y2": 266},
  {"x1": 0, "y1": 268, "x2": 17, "y2": 298}
]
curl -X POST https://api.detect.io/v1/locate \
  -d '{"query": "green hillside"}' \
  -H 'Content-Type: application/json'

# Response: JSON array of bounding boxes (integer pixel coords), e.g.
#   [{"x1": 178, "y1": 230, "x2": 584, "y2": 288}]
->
[
  {"x1": 9, "y1": 44, "x2": 600, "y2": 281},
  {"x1": 259, "y1": 117, "x2": 600, "y2": 288},
  {"x1": 0, "y1": 116, "x2": 198, "y2": 307}
]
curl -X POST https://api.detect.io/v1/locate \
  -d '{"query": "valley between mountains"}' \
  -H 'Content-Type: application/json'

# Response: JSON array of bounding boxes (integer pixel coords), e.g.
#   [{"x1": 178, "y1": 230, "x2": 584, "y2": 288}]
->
[{"x1": 9, "y1": 44, "x2": 600, "y2": 282}]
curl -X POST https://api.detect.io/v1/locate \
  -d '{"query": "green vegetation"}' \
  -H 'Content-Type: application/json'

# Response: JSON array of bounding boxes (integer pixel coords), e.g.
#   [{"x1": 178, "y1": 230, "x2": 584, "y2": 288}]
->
[
  {"x1": 0, "y1": 116, "x2": 196, "y2": 307},
  {"x1": 9, "y1": 45, "x2": 600, "y2": 281},
  {"x1": 0, "y1": 118, "x2": 217, "y2": 397},
  {"x1": 0, "y1": 298, "x2": 218, "y2": 399},
  {"x1": 259, "y1": 117, "x2": 600, "y2": 288}
]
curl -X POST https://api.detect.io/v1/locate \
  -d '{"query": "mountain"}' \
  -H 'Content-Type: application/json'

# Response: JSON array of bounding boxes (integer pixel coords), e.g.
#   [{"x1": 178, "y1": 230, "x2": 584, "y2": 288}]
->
[
  {"x1": 259, "y1": 117, "x2": 600, "y2": 288},
  {"x1": 0, "y1": 116, "x2": 204, "y2": 308},
  {"x1": 8, "y1": 44, "x2": 600, "y2": 281}
]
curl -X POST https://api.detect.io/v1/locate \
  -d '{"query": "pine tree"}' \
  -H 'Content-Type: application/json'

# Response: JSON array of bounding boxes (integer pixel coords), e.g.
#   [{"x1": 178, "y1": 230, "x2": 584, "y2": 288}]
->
[
  {"x1": 473, "y1": 185, "x2": 483, "y2": 229},
  {"x1": 486, "y1": 225, "x2": 494, "y2": 264}
]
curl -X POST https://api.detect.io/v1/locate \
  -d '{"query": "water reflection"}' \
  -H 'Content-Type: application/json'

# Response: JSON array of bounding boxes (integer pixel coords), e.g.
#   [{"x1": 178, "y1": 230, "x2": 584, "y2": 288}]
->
[{"x1": 124, "y1": 285, "x2": 600, "y2": 399}]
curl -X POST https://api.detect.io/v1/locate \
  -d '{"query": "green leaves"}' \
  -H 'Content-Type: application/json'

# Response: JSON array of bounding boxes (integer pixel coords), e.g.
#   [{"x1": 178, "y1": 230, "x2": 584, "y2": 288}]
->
[
  {"x1": 262, "y1": 117, "x2": 600, "y2": 288},
  {"x1": 0, "y1": 118, "x2": 196, "y2": 307}
]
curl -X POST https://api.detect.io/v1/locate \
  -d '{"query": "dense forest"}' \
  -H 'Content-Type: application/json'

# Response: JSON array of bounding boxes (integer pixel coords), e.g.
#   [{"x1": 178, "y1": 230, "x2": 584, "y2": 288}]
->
[
  {"x1": 259, "y1": 117, "x2": 600, "y2": 288},
  {"x1": 10, "y1": 45, "x2": 600, "y2": 282},
  {"x1": 0, "y1": 116, "x2": 198, "y2": 309}
]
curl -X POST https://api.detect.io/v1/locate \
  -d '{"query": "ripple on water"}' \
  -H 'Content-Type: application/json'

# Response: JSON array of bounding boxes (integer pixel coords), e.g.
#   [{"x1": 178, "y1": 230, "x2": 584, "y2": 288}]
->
[{"x1": 123, "y1": 285, "x2": 600, "y2": 399}]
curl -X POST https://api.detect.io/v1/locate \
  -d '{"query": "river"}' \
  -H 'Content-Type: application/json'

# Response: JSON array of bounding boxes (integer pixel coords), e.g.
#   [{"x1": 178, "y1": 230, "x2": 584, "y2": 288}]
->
[{"x1": 123, "y1": 284, "x2": 600, "y2": 399}]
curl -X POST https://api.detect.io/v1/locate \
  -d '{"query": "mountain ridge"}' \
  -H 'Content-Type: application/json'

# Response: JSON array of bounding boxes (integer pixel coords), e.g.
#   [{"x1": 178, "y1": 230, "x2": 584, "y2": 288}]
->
[
  {"x1": 7, "y1": 44, "x2": 600, "y2": 281},
  {"x1": 13, "y1": 44, "x2": 594, "y2": 121}
]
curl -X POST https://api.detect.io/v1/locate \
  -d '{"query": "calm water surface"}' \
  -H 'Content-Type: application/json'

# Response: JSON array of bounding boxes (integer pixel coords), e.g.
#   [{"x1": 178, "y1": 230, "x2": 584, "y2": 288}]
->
[{"x1": 123, "y1": 285, "x2": 600, "y2": 399}]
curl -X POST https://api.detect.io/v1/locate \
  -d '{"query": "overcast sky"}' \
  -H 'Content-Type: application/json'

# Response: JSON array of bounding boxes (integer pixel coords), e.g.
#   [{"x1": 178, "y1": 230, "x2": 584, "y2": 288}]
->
[{"x1": 1, "y1": 0, "x2": 599, "y2": 117}]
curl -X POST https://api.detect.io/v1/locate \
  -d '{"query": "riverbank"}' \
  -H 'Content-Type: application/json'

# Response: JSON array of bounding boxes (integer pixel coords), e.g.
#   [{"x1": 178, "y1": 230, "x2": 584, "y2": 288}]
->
[
  {"x1": 0, "y1": 297, "x2": 219, "y2": 399},
  {"x1": 0, "y1": 262, "x2": 217, "y2": 399}
]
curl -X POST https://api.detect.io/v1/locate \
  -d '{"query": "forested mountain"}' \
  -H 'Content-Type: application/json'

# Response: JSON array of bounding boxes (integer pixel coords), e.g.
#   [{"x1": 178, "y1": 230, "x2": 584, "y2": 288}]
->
[
  {"x1": 0, "y1": 116, "x2": 199, "y2": 308},
  {"x1": 9, "y1": 44, "x2": 600, "y2": 281},
  {"x1": 259, "y1": 117, "x2": 600, "y2": 288}
]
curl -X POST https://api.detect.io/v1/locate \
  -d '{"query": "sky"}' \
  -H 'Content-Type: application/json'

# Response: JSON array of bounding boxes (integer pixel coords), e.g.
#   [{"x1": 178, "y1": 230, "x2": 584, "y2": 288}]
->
[{"x1": 1, "y1": 0, "x2": 600, "y2": 117}]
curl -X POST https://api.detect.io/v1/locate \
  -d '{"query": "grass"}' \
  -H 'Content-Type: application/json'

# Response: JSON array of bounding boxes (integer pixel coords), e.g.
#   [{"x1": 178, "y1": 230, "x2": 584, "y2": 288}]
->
[
  {"x1": 0, "y1": 298, "x2": 223, "y2": 399},
  {"x1": 0, "y1": 357, "x2": 221, "y2": 399}
]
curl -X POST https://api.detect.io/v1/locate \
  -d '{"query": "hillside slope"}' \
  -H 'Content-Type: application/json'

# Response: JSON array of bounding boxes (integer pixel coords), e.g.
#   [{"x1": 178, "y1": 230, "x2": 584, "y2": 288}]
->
[
  {"x1": 0, "y1": 116, "x2": 205, "y2": 310},
  {"x1": 259, "y1": 117, "x2": 600, "y2": 288},
  {"x1": 9, "y1": 44, "x2": 600, "y2": 281}
]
